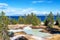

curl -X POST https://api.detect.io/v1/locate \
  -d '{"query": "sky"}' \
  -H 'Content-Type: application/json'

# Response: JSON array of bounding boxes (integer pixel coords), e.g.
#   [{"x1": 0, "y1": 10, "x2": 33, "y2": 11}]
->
[{"x1": 0, "y1": 0, "x2": 60, "y2": 16}]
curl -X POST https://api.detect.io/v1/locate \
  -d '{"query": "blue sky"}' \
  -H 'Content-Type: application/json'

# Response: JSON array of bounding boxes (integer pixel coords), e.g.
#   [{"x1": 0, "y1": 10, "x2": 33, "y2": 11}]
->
[{"x1": 0, "y1": 0, "x2": 60, "y2": 16}]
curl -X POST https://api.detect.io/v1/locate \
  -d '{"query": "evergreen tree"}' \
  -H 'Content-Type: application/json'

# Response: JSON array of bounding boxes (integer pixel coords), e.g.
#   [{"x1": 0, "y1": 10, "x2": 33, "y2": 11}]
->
[
  {"x1": 55, "y1": 13, "x2": 60, "y2": 25},
  {"x1": 44, "y1": 12, "x2": 54, "y2": 27},
  {"x1": 25, "y1": 14, "x2": 32, "y2": 24},
  {"x1": 10, "y1": 18, "x2": 17, "y2": 24},
  {"x1": 31, "y1": 13, "x2": 41, "y2": 26},
  {"x1": 44, "y1": 14, "x2": 49, "y2": 26},
  {"x1": 0, "y1": 11, "x2": 10, "y2": 40},
  {"x1": 25, "y1": 13, "x2": 41, "y2": 26},
  {"x1": 18, "y1": 16, "x2": 25, "y2": 24},
  {"x1": 55, "y1": 13, "x2": 60, "y2": 27},
  {"x1": 44, "y1": 19, "x2": 49, "y2": 26}
]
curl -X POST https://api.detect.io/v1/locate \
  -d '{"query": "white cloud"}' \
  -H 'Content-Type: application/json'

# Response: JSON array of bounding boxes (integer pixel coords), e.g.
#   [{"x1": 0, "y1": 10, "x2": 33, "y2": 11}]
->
[
  {"x1": 5, "y1": 8, "x2": 50, "y2": 16},
  {"x1": 32, "y1": 1, "x2": 44, "y2": 4},
  {"x1": 0, "y1": 3, "x2": 58, "y2": 16},
  {"x1": 1, "y1": 7, "x2": 49, "y2": 16},
  {"x1": 0, "y1": 3, "x2": 8, "y2": 6},
  {"x1": 32, "y1": 0, "x2": 52, "y2": 4},
  {"x1": 0, "y1": 5, "x2": 52, "y2": 16},
  {"x1": 0, "y1": 3, "x2": 8, "y2": 8}
]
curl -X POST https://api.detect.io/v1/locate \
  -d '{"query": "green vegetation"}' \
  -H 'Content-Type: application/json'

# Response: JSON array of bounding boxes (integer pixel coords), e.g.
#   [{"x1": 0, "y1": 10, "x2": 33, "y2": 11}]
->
[
  {"x1": 0, "y1": 11, "x2": 60, "y2": 27},
  {"x1": 0, "y1": 11, "x2": 10, "y2": 40},
  {"x1": 24, "y1": 14, "x2": 32, "y2": 24},
  {"x1": 0, "y1": 11, "x2": 60, "y2": 39},
  {"x1": 55, "y1": 13, "x2": 60, "y2": 27},
  {"x1": 18, "y1": 16, "x2": 25, "y2": 24},
  {"x1": 31, "y1": 13, "x2": 41, "y2": 26},
  {"x1": 44, "y1": 12, "x2": 54, "y2": 26},
  {"x1": 10, "y1": 18, "x2": 17, "y2": 24},
  {"x1": 24, "y1": 13, "x2": 41, "y2": 26}
]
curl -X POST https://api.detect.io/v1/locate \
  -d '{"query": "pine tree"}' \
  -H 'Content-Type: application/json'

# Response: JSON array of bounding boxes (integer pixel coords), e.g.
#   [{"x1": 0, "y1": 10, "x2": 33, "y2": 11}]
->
[
  {"x1": 25, "y1": 14, "x2": 32, "y2": 24},
  {"x1": 44, "y1": 12, "x2": 54, "y2": 27},
  {"x1": 55, "y1": 13, "x2": 60, "y2": 27},
  {"x1": 55, "y1": 13, "x2": 60, "y2": 25},
  {"x1": 18, "y1": 16, "x2": 25, "y2": 24},
  {"x1": 10, "y1": 18, "x2": 17, "y2": 24},
  {"x1": 25, "y1": 13, "x2": 41, "y2": 26},
  {"x1": 44, "y1": 14, "x2": 49, "y2": 26},
  {"x1": 0, "y1": 11, "x2": 10, "y2": 40},
  {"x1": 44, "y1": 19, "x2": 49, "y2": 26},
  {"x1": 31, "y1": 13, "x2": 41, "y2": 26}
]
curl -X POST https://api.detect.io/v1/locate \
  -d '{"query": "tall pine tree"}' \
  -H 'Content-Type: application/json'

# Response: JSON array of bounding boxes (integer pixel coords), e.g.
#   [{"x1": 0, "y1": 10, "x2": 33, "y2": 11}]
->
[
  {"x1": 0, "y1": 11, "x2": 10, "y2": 40},
  {"x1": 25, "y1": 13, "x2": 41, "y2": 26},
  {"x1": 44, "y1": 12, "x2": 54, "y2": 28},
  {"x1": 55, "y1": 13, "x2": 60, "y2": 27},
  {"x1": 18, "y1": 16, "x2": 25, "y2": 24}
]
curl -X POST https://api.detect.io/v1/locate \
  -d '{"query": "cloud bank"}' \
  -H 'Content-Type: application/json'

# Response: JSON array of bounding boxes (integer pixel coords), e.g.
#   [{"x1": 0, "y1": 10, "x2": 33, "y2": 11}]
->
[
  {"x1": 0, "y1": 3, "x2": 59, "y2": 16},
  {"x1": 32, "y1": 0, "x2": 52, "y2": 4}
]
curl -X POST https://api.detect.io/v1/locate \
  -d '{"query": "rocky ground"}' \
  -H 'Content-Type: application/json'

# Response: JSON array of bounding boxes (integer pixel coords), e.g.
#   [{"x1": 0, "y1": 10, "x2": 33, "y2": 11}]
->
[
  {"x1": 11, "y1": 31, "x2": 60, "y2": 40},
  {"x1": 48, "y1": 34, "x2": 60, "y2": 40},
  {"x1": 8, "y1": 24, "x2": 60, "y2": 40}
]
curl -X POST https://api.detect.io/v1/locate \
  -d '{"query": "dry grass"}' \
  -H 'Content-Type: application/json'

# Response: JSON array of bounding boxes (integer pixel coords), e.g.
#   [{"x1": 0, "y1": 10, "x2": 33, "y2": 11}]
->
[
  {"x1": 53, "y1": 25, "x2": 60, "y2": 30},
  {"x1": 48, "y1": 34, "x2": 60, "y2": 40}
]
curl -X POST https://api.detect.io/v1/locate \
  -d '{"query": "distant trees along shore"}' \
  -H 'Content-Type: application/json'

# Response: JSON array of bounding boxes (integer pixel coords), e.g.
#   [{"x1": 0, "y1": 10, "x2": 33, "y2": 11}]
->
[{"x1": 0, "y1": 11, "x2": 60, "y2": 26}]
